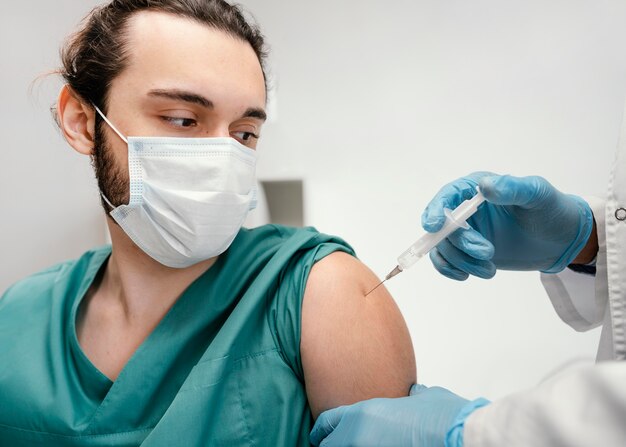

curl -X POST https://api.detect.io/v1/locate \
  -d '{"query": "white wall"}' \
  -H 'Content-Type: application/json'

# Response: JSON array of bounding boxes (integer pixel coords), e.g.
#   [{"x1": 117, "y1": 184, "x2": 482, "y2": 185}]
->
[
  {"x1": 3, "y1": 0, "x2": 626, "y2": 401},
  {"x1": 1, "y1": 0, "x2": 105, "y2": 291}
]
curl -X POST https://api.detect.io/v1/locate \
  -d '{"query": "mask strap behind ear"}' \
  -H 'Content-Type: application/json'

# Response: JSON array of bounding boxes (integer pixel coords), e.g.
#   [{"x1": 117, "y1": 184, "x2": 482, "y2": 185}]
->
[
  {"x1": 93, "y1": 104, "x2": 128, "y2": 144},
  {"x1": 100, "y1": 191, "x2": 116, "y2": 211}
]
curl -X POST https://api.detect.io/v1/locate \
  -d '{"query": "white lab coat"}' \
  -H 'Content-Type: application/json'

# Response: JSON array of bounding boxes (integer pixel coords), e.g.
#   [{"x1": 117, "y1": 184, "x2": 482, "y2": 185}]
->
[{"x1": 464, "y1": 120, "x2": 626, "y2": 446}]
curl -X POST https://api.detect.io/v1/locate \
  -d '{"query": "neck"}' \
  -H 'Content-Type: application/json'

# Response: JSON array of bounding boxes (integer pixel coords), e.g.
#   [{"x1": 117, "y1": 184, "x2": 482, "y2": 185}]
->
[{"x1": 99, "y1": 217, "x2": 217, "y2": 325}]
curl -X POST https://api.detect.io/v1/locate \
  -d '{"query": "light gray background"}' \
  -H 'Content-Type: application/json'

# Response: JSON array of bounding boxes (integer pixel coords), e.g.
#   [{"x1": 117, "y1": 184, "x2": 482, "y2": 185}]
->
[{"x1": 2, "y1": 0, "x2": 626, "y2": 400}]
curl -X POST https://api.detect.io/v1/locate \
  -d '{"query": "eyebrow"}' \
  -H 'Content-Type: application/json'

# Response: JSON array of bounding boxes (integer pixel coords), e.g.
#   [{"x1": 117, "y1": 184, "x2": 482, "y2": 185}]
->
[
  {"x1": 148, "y1": 89, "x2": 213, "y2": 108},
  {"x1": 242, "y1": 107, "x2": 267, "y2": 122},
  {"x1": 147, "y1": 88, "x2": 267, "y2": 122}
]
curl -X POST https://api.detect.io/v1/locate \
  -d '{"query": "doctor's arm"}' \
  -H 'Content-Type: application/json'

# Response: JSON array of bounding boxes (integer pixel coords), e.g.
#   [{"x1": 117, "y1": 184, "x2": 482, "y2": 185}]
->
[
  {"x1": 422, "y1": 171, "x2": 607, "y2": 336},
  {"x1": 300, "y1": 251, "x2": 417, "y2": 419},
  {"x1": 311, "y1": 361, "x2": 626, "y2": 447},
  {"x1": 461, "y1": 361, "x2": 626, "y2": 447}
]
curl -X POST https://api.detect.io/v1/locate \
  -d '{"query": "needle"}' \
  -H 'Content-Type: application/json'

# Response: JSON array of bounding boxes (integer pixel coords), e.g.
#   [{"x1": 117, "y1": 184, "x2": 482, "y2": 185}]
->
[
  {"x1": 365, "y1": 279, "x2": 386, "y2": 297},
  {"x1": 364, "y1": 265, "x2": 403, "y2": 297}
]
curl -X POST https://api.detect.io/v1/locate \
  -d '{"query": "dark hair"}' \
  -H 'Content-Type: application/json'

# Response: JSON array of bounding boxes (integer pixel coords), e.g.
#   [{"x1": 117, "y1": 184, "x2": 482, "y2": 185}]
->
[{"x1": 59, "y1": 0, "x2": 267, "y2": 113}]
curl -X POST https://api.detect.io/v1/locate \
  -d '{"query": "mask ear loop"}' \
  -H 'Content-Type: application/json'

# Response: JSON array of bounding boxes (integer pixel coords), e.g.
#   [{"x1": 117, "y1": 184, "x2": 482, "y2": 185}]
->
[
  {"x1": 92, "y1": 104, "x2": 128, "y2": 210},
  {"x1": 93, "y1": 104, "x2": 128, "y2": 144},
  {"x1": 100, "y1": 193, "x2": 116, "y2": 211}
]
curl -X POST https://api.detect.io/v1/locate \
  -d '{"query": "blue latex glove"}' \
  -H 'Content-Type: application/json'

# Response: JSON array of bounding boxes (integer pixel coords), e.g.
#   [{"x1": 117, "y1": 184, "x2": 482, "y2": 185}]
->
[
  {"x1": 421, "y1": 172, "x2": 594, "y2": 280},
  {"x1": 310, "y1": 384, "x2": 489, "y2": 447}
]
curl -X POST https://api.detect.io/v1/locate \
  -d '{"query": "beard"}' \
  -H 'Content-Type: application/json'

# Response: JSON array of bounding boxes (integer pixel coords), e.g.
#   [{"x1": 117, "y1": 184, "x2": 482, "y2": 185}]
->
[{"x1": 92, "y1": 116, "x2": 129, "y2": 213}]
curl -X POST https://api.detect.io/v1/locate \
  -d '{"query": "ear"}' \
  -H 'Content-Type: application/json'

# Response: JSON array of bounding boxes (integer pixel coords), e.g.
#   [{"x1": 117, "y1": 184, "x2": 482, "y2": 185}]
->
[{"x1": 57, "y1": 85, "x2": 96, "y2": 155}]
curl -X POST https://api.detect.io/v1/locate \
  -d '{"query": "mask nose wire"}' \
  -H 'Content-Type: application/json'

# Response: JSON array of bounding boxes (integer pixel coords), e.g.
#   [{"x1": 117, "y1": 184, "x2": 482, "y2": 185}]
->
[
  {"x1": 93, "y1": 104, "x2": 129, "y2": 144},
  {"x1": 92, "y1": 104, "x2": 128, "y2": 211}
]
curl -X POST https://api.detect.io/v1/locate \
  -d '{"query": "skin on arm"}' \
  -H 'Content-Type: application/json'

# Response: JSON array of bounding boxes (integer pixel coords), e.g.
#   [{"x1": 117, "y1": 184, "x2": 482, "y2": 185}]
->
[{"x1": 301, "y1": 251, "x2": 417, "y2": 419}]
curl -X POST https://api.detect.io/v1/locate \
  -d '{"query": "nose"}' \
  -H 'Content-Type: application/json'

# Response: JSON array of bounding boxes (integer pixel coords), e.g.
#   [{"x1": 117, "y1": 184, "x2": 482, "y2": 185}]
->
[{"x1": 203, "y1": 123, "x2": 232, "y2": 139}]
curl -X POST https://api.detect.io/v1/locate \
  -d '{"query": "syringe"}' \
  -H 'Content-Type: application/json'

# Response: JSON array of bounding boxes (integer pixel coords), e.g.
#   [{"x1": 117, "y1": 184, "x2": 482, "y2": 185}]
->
[{"x1": 365, "y1": 188, "x2": 486, "y2": 296}]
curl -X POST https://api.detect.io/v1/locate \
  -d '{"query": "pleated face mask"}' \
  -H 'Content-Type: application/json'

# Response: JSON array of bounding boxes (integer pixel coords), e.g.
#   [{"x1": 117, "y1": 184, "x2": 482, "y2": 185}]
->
[{"x1": 94, "y1": 105, "x2": 257, "y2": 268}]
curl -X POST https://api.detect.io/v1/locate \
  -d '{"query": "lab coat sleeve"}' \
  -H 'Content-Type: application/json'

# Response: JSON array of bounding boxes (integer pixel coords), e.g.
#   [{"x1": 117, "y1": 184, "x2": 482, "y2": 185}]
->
[
  {"x1": 463, "y1": 361, "x2": 626, "y2": 447},
  {"x1": 540, "y1": 196, "x2": 608, "y2": 331}
]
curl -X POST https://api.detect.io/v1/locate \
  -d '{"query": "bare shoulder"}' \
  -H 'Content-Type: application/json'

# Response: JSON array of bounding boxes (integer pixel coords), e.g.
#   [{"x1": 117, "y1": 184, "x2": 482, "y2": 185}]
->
[{"x1": 301, "y1": 251, "x2": 417, "y2": 419}]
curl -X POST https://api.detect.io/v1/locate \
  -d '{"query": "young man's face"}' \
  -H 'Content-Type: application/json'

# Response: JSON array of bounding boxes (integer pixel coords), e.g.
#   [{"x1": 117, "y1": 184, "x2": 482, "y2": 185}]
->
[{"x1": 95, "y1": 10, "x2": 267, "y2": 207}]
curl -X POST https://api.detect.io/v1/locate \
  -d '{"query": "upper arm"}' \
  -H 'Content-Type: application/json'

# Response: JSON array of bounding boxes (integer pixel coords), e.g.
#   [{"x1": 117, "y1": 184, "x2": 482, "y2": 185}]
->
[{"x1": 300, "y1": 251, "x2": 417, "y2": 419}]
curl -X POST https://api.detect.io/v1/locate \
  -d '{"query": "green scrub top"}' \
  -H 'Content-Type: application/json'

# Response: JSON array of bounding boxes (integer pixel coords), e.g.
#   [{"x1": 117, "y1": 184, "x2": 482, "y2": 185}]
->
[{"x1": 0, "y1": 225, "x2": 354, "y2": 446}]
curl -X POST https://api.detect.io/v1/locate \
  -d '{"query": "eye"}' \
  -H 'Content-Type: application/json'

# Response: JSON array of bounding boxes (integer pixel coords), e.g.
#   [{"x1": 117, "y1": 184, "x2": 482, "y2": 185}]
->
[
  {"x1": 232, "y1": 131, "x2": 259, "y2": 143},
  {"x1": 161, "y1": 116, "x2": 198, "y2": 128}
]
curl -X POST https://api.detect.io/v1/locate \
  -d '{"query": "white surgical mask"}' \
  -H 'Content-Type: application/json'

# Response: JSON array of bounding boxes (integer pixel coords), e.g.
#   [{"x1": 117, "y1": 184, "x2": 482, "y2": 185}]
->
[{"x1": 94, "y1": 106, "x2": 257, "y2": 268}]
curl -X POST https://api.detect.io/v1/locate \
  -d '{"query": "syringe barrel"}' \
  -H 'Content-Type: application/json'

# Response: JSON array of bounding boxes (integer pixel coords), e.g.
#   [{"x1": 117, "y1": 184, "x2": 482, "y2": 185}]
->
[
  {"x1": 397, "y1": 212, "x2": 465, "y2": 270},
  {"x1": 396, "y1": 189, "x2": 486, "y2": 272}
]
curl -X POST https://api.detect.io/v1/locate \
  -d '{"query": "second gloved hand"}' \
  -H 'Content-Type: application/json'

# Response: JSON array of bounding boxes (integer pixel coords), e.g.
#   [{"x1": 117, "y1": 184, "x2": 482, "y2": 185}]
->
[
  {"x1": 310, "y1": 384, "x2": 488, "y2": 447},
  {"x1": 421, "y1": 172, "x2": 594, "y2": 280}
]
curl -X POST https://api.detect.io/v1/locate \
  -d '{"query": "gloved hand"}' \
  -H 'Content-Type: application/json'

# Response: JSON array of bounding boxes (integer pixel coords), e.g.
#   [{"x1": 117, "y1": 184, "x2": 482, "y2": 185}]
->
[
  {"x1": 421, "y1": 172, "x2": 594, "y2": 280},
  {"x1": 310, "y1": 384, "x2": 489, "y2": 447}
]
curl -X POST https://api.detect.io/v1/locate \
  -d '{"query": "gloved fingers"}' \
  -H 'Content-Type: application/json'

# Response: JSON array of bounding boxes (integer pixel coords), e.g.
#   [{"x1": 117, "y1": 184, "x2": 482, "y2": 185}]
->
[
  {"x1": 446, "y1": 228, "x2": 495, "y2": 261},
  {"x1": 422, "y1": 172, "x2": 494, "y2": 233},
  {"x1": 310, "y1": 406, "x2": 346, "y2": 447},
  {"x1": 436, "y1": 240, "x2": 497, "y2": 279},
  {"x1": 429, "y1": 248, "x2": 470, "y2": 281},
  {"x1": 478, "y1": 174, "x2": 554, "y2": 208}
]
